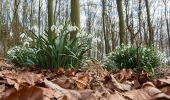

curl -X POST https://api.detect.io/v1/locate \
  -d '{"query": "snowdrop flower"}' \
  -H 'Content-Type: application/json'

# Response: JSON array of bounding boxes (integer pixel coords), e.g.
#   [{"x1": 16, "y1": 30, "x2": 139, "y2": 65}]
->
[
  {"x1": 77, "y1": 32, "x2": 81, "y2": 37},
  {"x1": 72, "y1": 26, "x2": 78, "y2": 31},
  {"x1": 23, "y1": 41, "x2": 30, "y2": 47},
  {"x1": 87, "y1": 34, "x2": 93, "y2": 38},
  {"x1": 28, "y1": 37, "x2": 33, "y2": 41},
  {"x1": 67, "y1": 24, "x2": 78, "y2": 32},
  {"x1": 20, "y1": 33, "x2": 26, "y2": 38},
  {"x1": 51, "y1": 25, "x2": 60, "y2": 34},
  {"x1": 55, "y1": 29, "x2": 61, "y2": 34},
  {"x1": 51, "y1": 25, "x2": 57, "y2": 32},
  {"x1": 58, "y1": 25, "x2": 64, "y2": 30},
  {"x1": 55, "y1": 33, "x2": 59, "y2": 37},
  {"x1": 10, "y1": 31, "x2": 13, "y2": 37},
  {"x1": 31, "y1": 25, "x2": 38, "y2": 33},
  {"x1": 26, "y1": 37, "x2": 33, "y2": 42},
  {"x1": 67, "y1": 24, "x2": 73, "y2": 32},
  {"x1": 77, "y1": 32, "x2": 86, "y2": 37}
]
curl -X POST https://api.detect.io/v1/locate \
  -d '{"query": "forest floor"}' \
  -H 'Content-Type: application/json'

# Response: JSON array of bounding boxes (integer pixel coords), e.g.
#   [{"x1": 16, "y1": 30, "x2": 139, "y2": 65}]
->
[{"x1": 0, "y1": 58, "x2": 170, "y2": 100}]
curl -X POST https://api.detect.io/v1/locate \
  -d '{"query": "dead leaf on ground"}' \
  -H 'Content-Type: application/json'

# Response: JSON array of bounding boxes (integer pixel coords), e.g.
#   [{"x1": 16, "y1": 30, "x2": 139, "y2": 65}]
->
[
  {"x1": 0, "y1": 84, "x2": 5, "y2": 93},
  {"x1": 114, "y1": 69, "x2": 133, "y2": 82},
  {"x1": 40, "y1": 87, "x2": 55, "y2": 99},
  {"x1": 6, "y1": 86, "x2": 43, "y2": 100},
  {"x1": 54, "y1": 67, "x2": 65, "y2": 75},
  {"x1": 108, "y1": 92, "x2": 126, "y2": 100},
  {"x1": 53, "y1": 77, "x2": 73, "y2": 89},
  {"x1": 17, "y1": 71, "x2": 43, "y2": 85},
  {"x1": 65, "y1": 68, "x2": 76, "y2": 76},
  {"x1": 121, "y1": 82, "x2": 162, "y2": 100},
  {"x1": 76, "y1": 74, "x2": 89, "y2": 89}
]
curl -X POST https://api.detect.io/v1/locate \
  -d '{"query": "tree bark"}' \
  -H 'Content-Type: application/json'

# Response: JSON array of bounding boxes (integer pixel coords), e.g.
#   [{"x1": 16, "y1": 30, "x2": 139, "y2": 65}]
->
[
  {"x1": 70, "y1": 0, "x2": 80, "y2": 40},
  {"x1": 47, "y1": 0, "x2": 54, "y2": 39},
  {"x1": 163, "y1": 0, "x2": 170, "y2": 55},
  {"x1": 145, "y1": 0, "x2": 154, "y2": 48},
  {"x1": 116, "y1": 0, "x2": 126, "y2": 45}
]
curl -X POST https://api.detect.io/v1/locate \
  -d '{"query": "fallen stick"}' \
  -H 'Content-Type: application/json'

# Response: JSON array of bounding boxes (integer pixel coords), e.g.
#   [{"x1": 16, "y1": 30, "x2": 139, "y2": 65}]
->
[{"x1": 44, "y1": 78, "x2": 65, "y2": 94}]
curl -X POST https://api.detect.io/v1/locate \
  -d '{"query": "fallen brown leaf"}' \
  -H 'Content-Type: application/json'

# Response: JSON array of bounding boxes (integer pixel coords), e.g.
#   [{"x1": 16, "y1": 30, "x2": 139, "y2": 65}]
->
[
  {"x1": 0, "y1": 84, "x2": 5, "y2": 93},
  {"x1": 76, "y1": 74, "x2": 89, "y2": 89},
  {"x1": 6, "y1": 86, "x2": 43, "y2": 100}
]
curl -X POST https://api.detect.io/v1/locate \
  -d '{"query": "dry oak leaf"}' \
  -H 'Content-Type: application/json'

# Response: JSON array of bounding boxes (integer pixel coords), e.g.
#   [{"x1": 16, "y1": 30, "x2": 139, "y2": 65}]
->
[
  {"x1": 6, "y1": 86, "x2": 43, "y2": 100},
  {"x1": 121, "y1": 82, "x2": 164, "y2": 100},
  {"x1": 6, "y1": 78, "x2": 20, "y2": 90},
  {"x1": 1, "y1": 70, "x2": 18, "y2": 79},
  {"x1": 40, "y1": 87, "x2": 55, "y2": 99},
  {"x1": 76, "y1": 74, "x2": 89, "y2": 89},
  {"x1": 0, "y1": 84, "x2": 5, "y2": 93},
  {"x1": 44, "y1": 78, "x2": 82, "y2": 100},
  {"x1": 159, "y1": 86, "x2": 170, "y2": 96},
  {"x1": 53, "y1": 78, "x2": 73, "y2": 89},
  {"x1": 157, "y1": 77, "x2": 170, "y2": 86},
  {"x1": 54, "y1": 67, "x2": 65, "y2": 75},
  {"x1": 138, "y1": 71, "x2": 151, "y2": 85},
  {"x1": 0, "y1": 88, "x2": 16, "y2": 99},
  {"x1": 65, "y1": 68, "x2": 76, "y2": 76},
  {"x1": 108, "y1": 92, "x2": 126, "y2": 100},
  {"x1": 114, "y1": 69, "x2": 133, "y2": 82},
  {"x1": 17, "y1": 71, "x2": 43, "y2": 85},
  {"x1": 78, "y1": 89, "x2": 99, "y2": 100}
]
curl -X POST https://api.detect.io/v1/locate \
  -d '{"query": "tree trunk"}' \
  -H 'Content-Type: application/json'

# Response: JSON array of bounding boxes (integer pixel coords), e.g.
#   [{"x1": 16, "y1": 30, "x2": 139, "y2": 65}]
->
[
  {"x1": 70, "y1": 0, "x2": 80, "y2": 40},
  {"x1": 138, "y1": 0, "x2": 142, "y2": 44},
  {"x1": 102, "y1": 0, "x2": 110, "y2": 54},
  {"x1": 11, "y1": 0, "x2": 20, "y2": 45},
  {"x1": 163, "y1": 0, "x2": 170, "y2": 55},
  {"x1": 47, "y1": 0, "x2": 54, "y2": 39},
  {"x1": 145, "y1": 0, "x2": 154, "y2": 48},
  {"x1": 38, "y1": 0, "x2": 41, "y2": 33},
  {"x1": 116, "y1": 0, "x2": 126, "y2": 45}
]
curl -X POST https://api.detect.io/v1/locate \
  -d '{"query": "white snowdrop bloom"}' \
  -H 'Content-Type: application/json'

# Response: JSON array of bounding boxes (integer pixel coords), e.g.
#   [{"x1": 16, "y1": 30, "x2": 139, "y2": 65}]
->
[
  {"x1": 20, "y1": 33, "x2": 26, "y2": 38},
  {"x1": 72, "y1": 26, "x2": 78, "y2": 31},
  {"x1": 51, "y1": 25, "x2": 57, "y2": 32},
  {"x1": 77, "y1": 32, "x2": 86, "y2": 37},
  {"x1": 55, "y1": 30, "x2": 60, "y2": 37},
  {"x1": 97, "y1": 38, "x2": 101, "y2": 42},
  {"x1": 26, "y1": 37, "x2": 33, "y2": 42},
  {"x1": 87, "y1": 34, "x2": 93, "y2": 38},
  {"x1": 58, "y1": 25, "x2": 64, "y2": 30},
  {"x1": 67, "y1": 24, "x2": 73, "y2": 32},
  {"x1": 23, "y1": 41, "x2": 30, "y2": 46},
  {"x1": 55, "y1": 29, "x2": 60, "y2": 34},
  {"x1": 77, "y1": 32, "x2": 81, "y2": 37},
  {"x1": 31, "y1": 25, "x2": 38, "y2": 32},
  {"x1": 10, "y1": 31, "x2": 13, "y2": 37}
]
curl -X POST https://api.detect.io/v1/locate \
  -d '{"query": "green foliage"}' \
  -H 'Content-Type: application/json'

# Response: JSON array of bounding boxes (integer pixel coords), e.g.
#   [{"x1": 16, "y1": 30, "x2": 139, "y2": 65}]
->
[
  {"x1": 7, "y1": 46, "x2": 35, "y2": 66},
  {"x1": 7, "y1": 23, "x2": 90, "y2": 69},
  {"x1": 105, "y1": 45, "x2": 167, "y2": 72}
]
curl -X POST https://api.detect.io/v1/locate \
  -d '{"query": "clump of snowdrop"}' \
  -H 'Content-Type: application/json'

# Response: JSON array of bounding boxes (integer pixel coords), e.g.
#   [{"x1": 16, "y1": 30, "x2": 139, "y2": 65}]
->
[
  {"x1": 7, "y1": 46, "x2": 35, "y2": 65},
  {"x1": 105, "y1": 44, "x2": 166, "y2": 73},
  {"x1": 67, "y1": 24, "x2": 78, "y2": 32},
  {"x1": 7, "y1": 22, "x2": 90, "y2": 69},
  {"x1": 51, "y1": 25, "x2": 60, "y2": 35}
]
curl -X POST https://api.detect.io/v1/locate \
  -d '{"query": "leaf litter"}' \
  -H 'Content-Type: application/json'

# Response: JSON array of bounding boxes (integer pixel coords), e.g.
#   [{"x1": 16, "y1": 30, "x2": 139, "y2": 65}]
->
[{"x1": 0, "y1": 59, "x2": 170, "y2": 100}]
